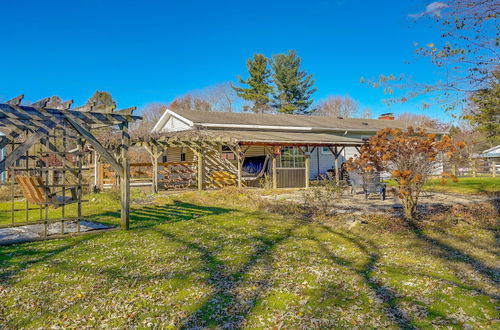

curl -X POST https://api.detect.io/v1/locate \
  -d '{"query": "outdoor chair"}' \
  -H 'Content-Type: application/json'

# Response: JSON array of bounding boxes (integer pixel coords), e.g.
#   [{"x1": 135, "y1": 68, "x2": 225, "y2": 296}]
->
[
  {"x1": 16, "y1": 176, "x2": 79, "y2": 209},
  {"x1": 347, "y1": 172, "x2": 386, "y2": 200}
]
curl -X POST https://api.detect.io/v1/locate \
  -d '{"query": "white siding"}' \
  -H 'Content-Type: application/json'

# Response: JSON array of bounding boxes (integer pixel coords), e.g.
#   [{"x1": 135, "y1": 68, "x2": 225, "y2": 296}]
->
[
  {"x1": 308, "y1": 147, "x2": 359, "y2": 179},
  {"x1": 160, "y1": 116, "x2": 191, "y2": 132}
]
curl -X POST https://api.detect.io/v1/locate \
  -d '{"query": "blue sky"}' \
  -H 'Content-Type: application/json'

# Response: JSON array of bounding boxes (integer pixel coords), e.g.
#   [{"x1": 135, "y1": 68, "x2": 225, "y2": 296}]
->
[{"x1": 0, "y1": 0, "x2": 452, "y2": 120}]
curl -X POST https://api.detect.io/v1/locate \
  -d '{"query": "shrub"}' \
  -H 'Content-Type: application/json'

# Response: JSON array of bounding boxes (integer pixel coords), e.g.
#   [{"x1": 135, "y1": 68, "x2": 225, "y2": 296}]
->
[
  {"x1": 302, "y1": 180, "x2": 345, "y2": 216},
  {"x1": 347, "y1": 127, "x2": 463, "y2": 219},
  {"x1": 259, "y1": 173, "x2": 273, "y2": 189}
]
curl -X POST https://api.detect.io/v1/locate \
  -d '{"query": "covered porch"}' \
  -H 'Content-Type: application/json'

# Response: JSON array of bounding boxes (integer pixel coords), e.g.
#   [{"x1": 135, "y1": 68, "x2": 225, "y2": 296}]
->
[{"x1": 125, "y1": 130, "x2": 364, "y2": 191}]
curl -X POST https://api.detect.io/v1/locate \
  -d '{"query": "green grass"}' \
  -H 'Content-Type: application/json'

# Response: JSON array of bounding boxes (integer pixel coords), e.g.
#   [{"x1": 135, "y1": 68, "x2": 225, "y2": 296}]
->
[
  {"x1": 0, "y1": 189, "x2": 498, "y2": 328},
  {"x1": 385, "y1": 177, "x2": 500, "y2": 194}
]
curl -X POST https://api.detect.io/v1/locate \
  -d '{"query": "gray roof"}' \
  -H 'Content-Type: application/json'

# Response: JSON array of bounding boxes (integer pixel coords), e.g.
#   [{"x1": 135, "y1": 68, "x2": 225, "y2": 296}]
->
[
  {"x1": 162, "y1": 129, "x2": 363, "y2": 146},
  {"x1": 207, "y1": 130, "x2": 362, "y2": 145},
  {"x1": 173, "y1": 109, "x2": 411, "y2": 132}
]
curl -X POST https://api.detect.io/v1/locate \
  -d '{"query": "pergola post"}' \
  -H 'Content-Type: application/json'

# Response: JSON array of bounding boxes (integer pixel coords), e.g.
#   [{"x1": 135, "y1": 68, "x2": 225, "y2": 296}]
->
[
  {"x1": 196, "y1": 146, "x2": 204, "y2": 191},
  {"x1": 143, "y1": 143, "x2": 163, "y2": 194},
  {"x1": 119, "y1": 122, "x2": 130, "y2": 230}
]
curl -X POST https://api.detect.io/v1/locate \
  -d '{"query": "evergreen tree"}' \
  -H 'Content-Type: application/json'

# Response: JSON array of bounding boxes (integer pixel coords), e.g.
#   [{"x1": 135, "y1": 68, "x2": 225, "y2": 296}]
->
[
  {"x1": 271, "y1": 50, "x2": 316, "y2": 114},
  {"x1": 466, "y1": 69, "x2": 500, "y2": 146},
  {"x1": 84, "y1": 91, "x2": 116, "y2": 113},
  {"x1": 233, "y1": 54, "x2": 273, "y2": 113}
]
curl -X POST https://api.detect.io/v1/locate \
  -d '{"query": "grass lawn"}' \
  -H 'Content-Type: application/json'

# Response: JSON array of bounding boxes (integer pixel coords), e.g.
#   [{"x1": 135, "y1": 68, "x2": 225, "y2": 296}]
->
[
  {"x1": 0, "y1": 189, "x2": 498, "y2": 328},
  {"x1": 385, "y1": 177, "x2": 500, "y2": 195}
]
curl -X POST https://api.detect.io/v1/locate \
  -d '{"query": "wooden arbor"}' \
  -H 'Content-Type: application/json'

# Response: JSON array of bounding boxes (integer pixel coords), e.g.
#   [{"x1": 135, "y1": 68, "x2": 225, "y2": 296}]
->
[
  {"x1": 0, "y1": 95, "x2": 140, "y2": 231},
  {"x1": 134, "y1": 130, "x2": 239, "y2": 193}
]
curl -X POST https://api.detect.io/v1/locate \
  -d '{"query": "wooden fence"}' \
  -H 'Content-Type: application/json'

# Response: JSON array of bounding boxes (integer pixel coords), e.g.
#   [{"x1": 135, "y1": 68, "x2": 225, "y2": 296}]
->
[
  {"x1": 99, "y1": 162, "x2": 197, "y2": 189},
  {"x1": 444, "y1": 159, "x2": 498, "y2": 178}
]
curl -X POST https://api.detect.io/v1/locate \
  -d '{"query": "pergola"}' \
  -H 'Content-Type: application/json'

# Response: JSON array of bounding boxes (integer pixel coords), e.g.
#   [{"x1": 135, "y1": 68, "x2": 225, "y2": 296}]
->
[{"x1": 0, "y1": 95, "x2": 140, "y2": 231}]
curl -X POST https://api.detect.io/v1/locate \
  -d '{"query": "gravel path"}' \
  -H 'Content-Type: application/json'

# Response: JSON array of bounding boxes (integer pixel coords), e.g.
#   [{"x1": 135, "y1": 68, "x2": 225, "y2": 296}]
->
[{"x1": 262, "y1": 190, "x2": 498, "y2": 216}]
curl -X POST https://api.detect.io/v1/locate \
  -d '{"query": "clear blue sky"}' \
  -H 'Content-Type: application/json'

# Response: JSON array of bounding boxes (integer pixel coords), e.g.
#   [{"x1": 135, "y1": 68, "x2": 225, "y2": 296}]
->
[{"x1": 0, "y1": 0, "x2": 452, "y2": 120}]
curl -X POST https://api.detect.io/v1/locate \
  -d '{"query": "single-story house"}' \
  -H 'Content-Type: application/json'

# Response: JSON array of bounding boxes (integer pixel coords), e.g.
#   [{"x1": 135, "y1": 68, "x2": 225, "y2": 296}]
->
[
  {"x1": 151, "y1": 110, "x2": 443, "y2": 188},
  {"x1": 475, "y1": 145, "x2": 500, "y2": 161}
]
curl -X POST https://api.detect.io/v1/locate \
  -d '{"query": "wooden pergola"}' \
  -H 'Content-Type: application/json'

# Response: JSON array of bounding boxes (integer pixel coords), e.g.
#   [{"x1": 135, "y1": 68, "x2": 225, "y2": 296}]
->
[
  {"x1": 0, "y1": 95, "x2": 140, "y2": 231},
  {"x1": 134, "y1": 130, "x2": 239, "y2": 193}
]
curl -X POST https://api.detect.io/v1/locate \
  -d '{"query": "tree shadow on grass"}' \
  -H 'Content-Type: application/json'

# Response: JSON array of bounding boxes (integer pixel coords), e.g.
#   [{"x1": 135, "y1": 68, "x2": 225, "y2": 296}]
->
[
  {"x1": 0, "y1": 234, "x2": 96, "y2": 283},
  {"x1": 153, "y1": 221, "x2": 302, "y2": 329},
  {"x1": 315, "y1": 225, "x2": 416, "y2": 329},
  {"x1": 406, "y1": 220, "x2": 499, "y2": 286},
  {"x1": 88, "y1": 200, "x2": 234, "y2": 230}
]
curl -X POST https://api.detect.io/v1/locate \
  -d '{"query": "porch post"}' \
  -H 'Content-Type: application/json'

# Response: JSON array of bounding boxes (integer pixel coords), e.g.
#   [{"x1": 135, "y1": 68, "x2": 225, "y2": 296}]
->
[
  {"x1": 471, "y1": 159, "x2": 476, "y2": 178},
  {"x1": 272, "y1": 146, "x2": 280, "y2": 189},
  {"x1": 272, "y1": 158, "x2": 277, "y2": 189},
  {"x1": 237, "y1": 154, "x2": 243, "y2": 188},
  {"x1": 492, "y1": 161, "x2": 497, "y2": 178},
  {"x1": 334, "y1": 146, "x2": 340, "y2": 185},
  {"x1": 304, "y1": 147, "x2": 310, "y2": 188}
]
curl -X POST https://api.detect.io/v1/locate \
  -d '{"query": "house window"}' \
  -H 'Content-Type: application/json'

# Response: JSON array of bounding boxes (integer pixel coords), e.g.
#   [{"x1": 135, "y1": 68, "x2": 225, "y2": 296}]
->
[
  {"x1": 321, "y1": 147, "x2": 331, "y2": 154},
  {"x1": 279, "y1": 147, "x2": 305, "y2": 168},
  {"x1": 221, "y1": 145, "x2": 235, "y2": 160},
  {"x1": 180, "y1": 152, "x2": 186, "y2": 162},
  {"x1": 162, "y1": 155, "x2": 168, "y2": 163}
]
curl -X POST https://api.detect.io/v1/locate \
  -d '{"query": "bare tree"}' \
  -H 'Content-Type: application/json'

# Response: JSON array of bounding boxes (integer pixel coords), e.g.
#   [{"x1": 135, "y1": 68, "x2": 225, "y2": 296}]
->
[
  {"x1": 169, "y1": 82, "x2": 236, "y2": 113},
  {"x1": 130, "y1": 103, "x2": 167, "y2": 138},
  {"x1": 315, "y1": 95, "x2": 359, "y2": 117},
  {"x1": 397, "y1": 112, "x2": 447, "y2": 130},
  {"x1": 363, "y1": 0, "x2": 500, "y2": 109},
  {"x1": 203, "y1": 82, "x2": 236, "y2": 112},
  {"x1": 361, "y1": 107, "x2": 372, "y2": 119}
]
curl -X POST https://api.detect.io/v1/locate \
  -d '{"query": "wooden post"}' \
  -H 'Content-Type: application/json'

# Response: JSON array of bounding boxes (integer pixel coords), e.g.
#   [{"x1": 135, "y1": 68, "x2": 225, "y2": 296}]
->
[
  {"x1": 93, "y1": 151, "x2": 100, "y2": 191},
  {"x1": 271, "y1": 146, "x2": 281, "y2": 189},
  {"x1": 120, "y1": 122, "x2": 130, "y2": 230},
  {"x1": 304, "y1": 152, "x2": 310, "y2": 189},
  {"x1": 471, "y1": 159, "x2": 476, "y2": 178},
  {"x1": 492, "y1": 161, "x2": 497, "y2": 178},
  {"x1": 334, "y1": 147, "x2": 340, "y2": 185},
  {"x1": 151, "y1": 155, "x2": 158, "y2": 193},
  {"x1": 237, "y1": 154, "x2": 243, "y2": 188},
  {"x1": 272, "y1": 156, "x2": 277, "y2": 189},
  {"x1": 451, "y1": 163, "x2": 457, "y2": 176},
  {"x1": 197, "y1": 147, "x2": 204, "y2": 191}
]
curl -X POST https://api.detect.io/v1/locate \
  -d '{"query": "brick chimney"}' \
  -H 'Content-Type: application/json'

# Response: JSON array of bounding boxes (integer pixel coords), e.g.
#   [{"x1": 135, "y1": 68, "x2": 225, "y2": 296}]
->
[{"x1": 378, "y1": 112, "x2": 395, "y2": 120}]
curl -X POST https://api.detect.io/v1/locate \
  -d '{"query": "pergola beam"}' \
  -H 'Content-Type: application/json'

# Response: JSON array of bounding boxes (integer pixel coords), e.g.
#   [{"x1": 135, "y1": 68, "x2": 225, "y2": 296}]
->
[
  {"x1": 65, "y1": 116, "x2": 123, "y2": 174},
  {"x1": 0, "y1": 130, "x2": 48, "y2": 174}
]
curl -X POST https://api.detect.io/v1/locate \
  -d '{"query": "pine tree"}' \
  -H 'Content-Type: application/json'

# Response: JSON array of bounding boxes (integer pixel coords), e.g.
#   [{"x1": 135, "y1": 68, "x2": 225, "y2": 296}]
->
[
  {"x1": 271, "y1": 50, "x2": 316, "y2": 114},
  {"x1": 233, "y1": 54, "x2": 273, "y2": 113}
]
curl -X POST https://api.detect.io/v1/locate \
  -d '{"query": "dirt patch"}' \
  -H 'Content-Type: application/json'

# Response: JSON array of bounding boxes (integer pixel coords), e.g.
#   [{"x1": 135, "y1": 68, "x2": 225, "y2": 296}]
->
[{"x1": 0, "y1": 220, "x2": 114, "y2": 245}]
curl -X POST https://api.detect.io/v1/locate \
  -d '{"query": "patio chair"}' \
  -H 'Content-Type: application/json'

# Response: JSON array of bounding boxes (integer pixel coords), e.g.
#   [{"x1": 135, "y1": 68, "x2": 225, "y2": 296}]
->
[
  {"x1": 347, "y1": 172, "x2": 386, "y2": 200},
  {"x1": 362, "y1": 173, "x2": 386, "y2": 200},
  {"x1": 16, "y1": 176, "x2": 79, "y2": 209}
]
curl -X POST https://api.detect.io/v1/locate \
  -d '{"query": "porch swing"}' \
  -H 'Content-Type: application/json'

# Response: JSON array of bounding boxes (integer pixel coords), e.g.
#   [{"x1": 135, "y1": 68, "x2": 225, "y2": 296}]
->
[{"x1": 15, "y1": 175, "x2": 79, "y2": 209}]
